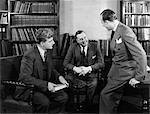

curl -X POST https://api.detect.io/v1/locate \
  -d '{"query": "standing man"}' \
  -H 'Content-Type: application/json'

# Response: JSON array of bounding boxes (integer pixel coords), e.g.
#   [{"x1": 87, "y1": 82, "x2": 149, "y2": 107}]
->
[
  {"x1": 99, "y1": 9, "x2": 147, "y2": 114},
  {"x1": 63, "y1": 30, "x2": 104, "y2": 105},
  {"x1": 15, "y1": 28, "x2": 69, "y2": 113}
]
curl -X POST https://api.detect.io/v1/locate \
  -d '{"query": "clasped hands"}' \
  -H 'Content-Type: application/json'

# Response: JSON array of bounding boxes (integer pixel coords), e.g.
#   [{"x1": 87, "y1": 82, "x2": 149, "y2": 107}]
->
[{"x1": 73, "y1": 66, "x2": 92, "y2": 76}]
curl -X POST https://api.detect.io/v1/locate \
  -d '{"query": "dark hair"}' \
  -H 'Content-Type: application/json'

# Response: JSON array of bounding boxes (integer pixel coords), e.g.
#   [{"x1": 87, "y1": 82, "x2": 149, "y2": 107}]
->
[
  {"x1": 100, "y1": 9, "x2": 117, "y2": 22},
  {"x1": 35, "y1": 28, "x2": 54, "y2": 44},
  {"x1": 75, "y1": 30, "x2": 85, "y2": 39}
]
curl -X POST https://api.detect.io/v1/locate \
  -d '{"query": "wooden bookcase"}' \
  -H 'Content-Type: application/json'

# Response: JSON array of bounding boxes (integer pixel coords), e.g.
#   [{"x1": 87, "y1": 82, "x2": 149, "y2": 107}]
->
[
  {"x1": 0, "y1": 10, "x2": 13, "y2": 57},
  {"x1": 7, "y1": 0, "x2": 60, "y2": 56},
  {"x1": 120, "y1": 0, "x2": 150, "y2": 58}
]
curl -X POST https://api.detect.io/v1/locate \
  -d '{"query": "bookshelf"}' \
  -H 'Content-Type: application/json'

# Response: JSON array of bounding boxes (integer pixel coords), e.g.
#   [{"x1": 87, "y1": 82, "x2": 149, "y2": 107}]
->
[
  {"x1": 120, "y1": 0, "x2": 150, "y2": 58},
  {"x1": 0, "y1": 10, "x2": 12, "y2": 57},
  {"x1": 7, "y1": 0, "x2": 60, "y2": 56}
]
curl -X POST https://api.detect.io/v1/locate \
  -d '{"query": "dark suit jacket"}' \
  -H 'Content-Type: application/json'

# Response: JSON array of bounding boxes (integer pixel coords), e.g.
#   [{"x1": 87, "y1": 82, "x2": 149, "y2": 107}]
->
[
  {"x1": 15, "y1": 45, "x2": 60, "y2": 101},
  {"x1": 63, "y1": 42, "x2": 104, "y2": 76},
  {"x1": 109, "y1": 22, "x2": 147, "y2": 82}
]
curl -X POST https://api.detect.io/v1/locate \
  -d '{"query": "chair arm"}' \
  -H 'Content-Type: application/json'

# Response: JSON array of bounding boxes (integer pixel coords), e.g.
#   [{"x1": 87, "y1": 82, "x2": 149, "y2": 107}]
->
[
  {"x1": 2, "y1": 80, "x2": 34, "y2": 88},
  {"x1": 1, "y1": 80, "x2": 34, "y2": 106},
  {"x1": 135, "y1": 83, "x2": 150, "y2": 89}
]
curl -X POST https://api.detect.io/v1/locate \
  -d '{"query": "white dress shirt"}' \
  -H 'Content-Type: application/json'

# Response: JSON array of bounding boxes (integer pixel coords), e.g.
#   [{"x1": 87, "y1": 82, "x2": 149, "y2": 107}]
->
[{"x1": 37, "y1": 45, "x2": 46, "y2": 61}]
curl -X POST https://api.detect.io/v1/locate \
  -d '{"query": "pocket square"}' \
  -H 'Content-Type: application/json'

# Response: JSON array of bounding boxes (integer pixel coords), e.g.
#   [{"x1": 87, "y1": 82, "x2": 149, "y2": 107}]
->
[
  {"x1": 116, "y1": 38, "x2": 122, "y2": 44},
  {"x1": 92, "y1": 55, "x2": 96, "y2": 59}
]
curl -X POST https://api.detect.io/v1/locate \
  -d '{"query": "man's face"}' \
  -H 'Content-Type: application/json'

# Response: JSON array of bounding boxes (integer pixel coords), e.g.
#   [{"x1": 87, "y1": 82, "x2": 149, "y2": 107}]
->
[
  {"x1": 100, "y1": 15, "x2": 113, "y2": 31},
  {"x1": 42, "y1": 37, "x2": 55, "y2": 50},
  {"x1": 76, "y1": 32, "x2": 88, "y2": 47}
]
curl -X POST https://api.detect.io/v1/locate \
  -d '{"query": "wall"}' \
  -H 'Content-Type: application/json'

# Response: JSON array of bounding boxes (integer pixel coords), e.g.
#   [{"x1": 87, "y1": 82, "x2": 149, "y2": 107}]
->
[{"x1": 60, "y1": 0, "x2": 120, "y2": 40}]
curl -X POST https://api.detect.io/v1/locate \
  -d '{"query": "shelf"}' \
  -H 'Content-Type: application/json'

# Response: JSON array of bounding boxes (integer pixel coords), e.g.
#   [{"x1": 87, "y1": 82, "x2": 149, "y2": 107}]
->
[
  {"x1": 0, "y1": 10, "x2": 8, "y2": 13},
  {"x1": 130, "y1": 26, "x2": 150, "y2": 28},
  {"x1": 138, "y1": 40, "x2": 150, "y2": 42},
  {"x1": 10, "y1": 13, "x2": 57, "y2": 16},
  {"x1": 11, "y1": 40, "x2": 37, "y2": 43},
  {"x1": 0, "y1": 23, "x2": 8, "y2": 25},
  {"x1": 124, "y1": 13, "x2": 150, "y2": 15},
  {"x1": 10, "y1": 24, "x2": 58, "y2": 28},
  {"x1": 0, "y1": 0, "x2": 60, "y2": 57},
  {"x1": 121, "y1": 0, "x2": 150, "y2": 61},
  {"x1": 10, "y1": 0, "x2": 58, "y2": 2}
]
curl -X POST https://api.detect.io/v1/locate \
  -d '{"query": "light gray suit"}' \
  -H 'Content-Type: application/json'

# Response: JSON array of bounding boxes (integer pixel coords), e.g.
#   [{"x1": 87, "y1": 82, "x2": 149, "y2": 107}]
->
[{"x1": 99, "y1": 22, "x2": 147, "y2": 114}]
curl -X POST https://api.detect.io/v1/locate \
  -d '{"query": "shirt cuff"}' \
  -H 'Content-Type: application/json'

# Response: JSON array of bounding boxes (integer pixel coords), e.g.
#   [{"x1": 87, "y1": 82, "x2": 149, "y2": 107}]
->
[{"x1": 88, "y1": 66, "x2": 92, "y2": 73}]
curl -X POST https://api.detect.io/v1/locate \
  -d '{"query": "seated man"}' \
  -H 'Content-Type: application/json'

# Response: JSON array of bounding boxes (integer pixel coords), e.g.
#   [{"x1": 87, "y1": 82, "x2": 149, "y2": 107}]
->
[
  {"x1": 63, "y1": 30, "x2": 104, "y2": 104},
  {"x1": 15, "y1": 28, "x2": 69, "y2": 113}
]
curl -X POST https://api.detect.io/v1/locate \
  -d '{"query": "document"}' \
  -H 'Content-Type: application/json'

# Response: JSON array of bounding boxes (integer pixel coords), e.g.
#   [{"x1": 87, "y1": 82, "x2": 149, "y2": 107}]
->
[{"x1": 54, "y1": 84, "x2": 67, "y2": 91}]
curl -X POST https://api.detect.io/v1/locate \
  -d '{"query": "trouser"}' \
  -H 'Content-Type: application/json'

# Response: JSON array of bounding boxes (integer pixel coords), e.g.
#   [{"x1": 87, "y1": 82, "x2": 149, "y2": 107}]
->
[
  {"x1": 66, "y1": 73, "x2": 97, "y2": 103},
  {"x1": 33, "y1": 90, "x2": 68, "y2": 113},
  {"x1": 99, "y1": 78, "x2": 127, "y2": 114}
]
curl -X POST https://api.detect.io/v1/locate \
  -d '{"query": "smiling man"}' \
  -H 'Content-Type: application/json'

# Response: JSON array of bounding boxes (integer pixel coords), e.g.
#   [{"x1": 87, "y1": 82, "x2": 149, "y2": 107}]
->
[
  {"x1": 15, "y1": 28, "x2": 69, "y2": 113},
  {"x1": 63, "y1": 30, "x2": 104, "y2": 106}
]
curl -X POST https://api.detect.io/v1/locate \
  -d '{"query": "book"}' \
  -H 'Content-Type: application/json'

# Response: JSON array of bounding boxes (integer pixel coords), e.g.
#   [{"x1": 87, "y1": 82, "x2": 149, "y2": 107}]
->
[{"x1": 54, "y1": 84, "x2": 67, "y2": 91}]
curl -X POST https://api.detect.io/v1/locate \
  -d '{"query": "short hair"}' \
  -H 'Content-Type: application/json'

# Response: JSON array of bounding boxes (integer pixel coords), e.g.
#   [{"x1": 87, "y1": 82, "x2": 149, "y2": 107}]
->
[
  {"x1": 75, "y1": 30, "x2": 85, "y2": 39},
  {"x1": 35, "y1": 28, "x2": 54, "y2": 43},
  {"x1": 100, "y1": 9, "x2": 117, "y2": 22}
]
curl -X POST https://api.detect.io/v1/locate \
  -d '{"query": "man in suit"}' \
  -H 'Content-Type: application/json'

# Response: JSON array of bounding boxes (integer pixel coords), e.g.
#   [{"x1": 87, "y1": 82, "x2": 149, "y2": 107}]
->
[
  {"x1": 63, "y1": 30, "x2": 104, "y2": 105},
  {"x1": 99, "y1": 9, "x2": 147, "y2": 114},
  {"x1": 15, "y1": 28, "x2": 69, "y2": 113}
]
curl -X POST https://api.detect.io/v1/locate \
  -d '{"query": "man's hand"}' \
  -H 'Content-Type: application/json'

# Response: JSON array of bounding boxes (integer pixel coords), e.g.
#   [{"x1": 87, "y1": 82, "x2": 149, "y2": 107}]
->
[
  {"x1": 59, "y1": 76, "x2": 69, "y2": 87},
  {"x1": 79, "y1": 66, "x2": 92, "y2": 76},
  {"x1": 48, "y1": 82, "x2": 57, "y2": 92},
  {"x1": 129, "y1": 78, "x2": 140, "y2": 88},
  {"x1": 147, "y1": 65, "x2": 150, "y2": 71},
  {"x1": 73, "y1": 66, "x2": 83, "y2": 74}
]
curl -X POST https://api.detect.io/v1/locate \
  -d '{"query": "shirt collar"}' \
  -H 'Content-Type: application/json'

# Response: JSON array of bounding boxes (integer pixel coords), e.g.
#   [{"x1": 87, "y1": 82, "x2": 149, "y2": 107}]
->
[
  {"x1": 80, "y1": 45, "x2": 88, "y2": 56},
  {"x1": 37, "y1": 44, "x2": 46, "y2": 61},
  {"x1": 113, "y1": 20, "x2": 119, "y2": 31}
]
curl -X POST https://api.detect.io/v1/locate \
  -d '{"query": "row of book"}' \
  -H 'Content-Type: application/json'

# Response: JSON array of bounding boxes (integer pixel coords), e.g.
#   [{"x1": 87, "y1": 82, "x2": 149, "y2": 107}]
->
[
  {"x1": 13, "y1": 43, "x2": 33, "y2": 56},
  {"x1": 12, "y1": 40, "x2": 58, "y2": 56},
  {"x1": 11, "y1": 1, "x2": 57, "y2": 13},
  {"x1": 139, "y1": 40, "x2": 150, "y2": 56},
  {"x1": 124, "y1": 1, "x2": 150, "y2": 13},
  {"x1": 11, "y1": 15, "x2": 58, "y2": 26},
  {"x1": 132, "y1": 28, "x2": 150, "y2": 41},
  {"x1": 11, "y1": 28, "x2": 55, "y2": 41},
  {"x1": 125, "y1": 15, "x2": 150, "y2": 26}
]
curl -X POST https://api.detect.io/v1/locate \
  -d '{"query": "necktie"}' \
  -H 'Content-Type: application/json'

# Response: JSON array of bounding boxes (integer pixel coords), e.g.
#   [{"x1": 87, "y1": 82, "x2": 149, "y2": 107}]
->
[
  {"x1": 111, "y1": 31, "x2": 115, "y2": 40},
  {"x1": 82, "y1": 46, "x2": 85, "y2": 57},
  {"x1": 108, "y1": 31, "x2": 115, "y2": 57},
  {"x1": 44, "y1": 51, "x2": 48, "y2": 62}
]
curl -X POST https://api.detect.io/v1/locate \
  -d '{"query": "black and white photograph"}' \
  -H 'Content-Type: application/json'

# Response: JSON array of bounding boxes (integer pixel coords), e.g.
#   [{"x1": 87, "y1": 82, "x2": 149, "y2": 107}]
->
[{"x1": 0, "y1": 0, "x2": 150, "y2": 114}]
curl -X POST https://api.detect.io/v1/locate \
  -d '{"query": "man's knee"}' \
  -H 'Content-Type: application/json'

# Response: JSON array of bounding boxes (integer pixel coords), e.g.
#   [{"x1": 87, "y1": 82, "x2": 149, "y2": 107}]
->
[
  {"x1": 88, "y1": 78, "x2": 97, "y2": 88},
  {"x1": 57, "y1": 91, "x2": 68, "y2": 104}
]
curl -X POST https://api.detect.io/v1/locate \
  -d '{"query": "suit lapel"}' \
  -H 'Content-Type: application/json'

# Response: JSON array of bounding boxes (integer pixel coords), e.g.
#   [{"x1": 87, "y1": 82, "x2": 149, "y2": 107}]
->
[
  {"x1": 46, "y1": 50, "x2": 52, "y2": 80},
  {"x1": 34, "y1": 46, "x2": 44, "y2": 80},
  {"x1": 87, "y1": 44, "x2": 93, "y2": 62},
  {"x1": 110, "y1": 23, "x2": 122, "y2": 50}
]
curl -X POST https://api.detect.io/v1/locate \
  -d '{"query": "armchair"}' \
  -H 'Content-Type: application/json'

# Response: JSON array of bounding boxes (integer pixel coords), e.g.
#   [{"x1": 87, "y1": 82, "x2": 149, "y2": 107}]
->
[
  {"x1": 0, "y1": 55, "x2": 35, "y2": 113},
  {"x1": 0, "y1": 55, "x2": 65, "y2": 113},
  {"x1": 118, "y1": 71, "x2": 150, "y2": 113}
]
